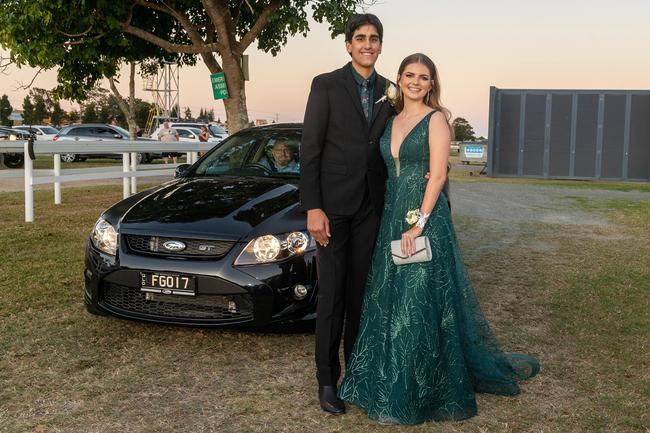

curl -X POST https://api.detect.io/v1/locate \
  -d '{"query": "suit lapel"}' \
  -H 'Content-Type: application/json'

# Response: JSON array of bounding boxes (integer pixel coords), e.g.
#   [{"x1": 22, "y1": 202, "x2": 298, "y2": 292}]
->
[{"x1": 341, "y1": 65, "x2": 367, "y2": 123}]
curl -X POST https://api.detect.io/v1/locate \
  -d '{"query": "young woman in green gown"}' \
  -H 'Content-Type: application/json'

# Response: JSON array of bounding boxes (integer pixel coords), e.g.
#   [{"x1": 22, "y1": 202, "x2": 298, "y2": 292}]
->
[{"x1": 337, "y1": 53, "x2": 539, "y2": 424}]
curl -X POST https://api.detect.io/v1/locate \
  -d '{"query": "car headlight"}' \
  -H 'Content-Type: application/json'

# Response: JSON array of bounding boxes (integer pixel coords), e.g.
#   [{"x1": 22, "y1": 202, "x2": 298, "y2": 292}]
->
[
  {"x1": 91, "y1": 218, "x2": 118, "y2": 255},
  {"x1": 234, "y1": 231, "x2": 315, "y2": 265},
  {"x1": 9, "y1": 134, "x2": 17, "y2": 141}
]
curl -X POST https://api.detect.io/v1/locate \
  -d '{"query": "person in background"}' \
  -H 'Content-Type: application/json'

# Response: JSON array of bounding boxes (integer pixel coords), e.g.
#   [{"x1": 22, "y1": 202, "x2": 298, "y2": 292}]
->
[
  {"x1": 158, "y1": 121, "x2": 179, "y2": 164},
  {"x1": 198, "y1": 125, "x2": 210, "y2": 157}
]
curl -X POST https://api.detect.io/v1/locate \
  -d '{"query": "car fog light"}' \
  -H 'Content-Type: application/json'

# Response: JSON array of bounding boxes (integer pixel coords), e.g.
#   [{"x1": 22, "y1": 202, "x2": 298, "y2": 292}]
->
[
  {"x1": 253, "y1": 235, "x2": 281, "y2": 262},
  {"x1": 292, "y1": 284, "x2": 309, "y2": 300},
  {"x1": 228, "y1": 300, "x2": 237, "y2": 313}
]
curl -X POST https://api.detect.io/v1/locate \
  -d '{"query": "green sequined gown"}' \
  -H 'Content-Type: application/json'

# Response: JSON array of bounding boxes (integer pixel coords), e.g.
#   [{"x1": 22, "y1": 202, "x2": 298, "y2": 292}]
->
[{"x1": 338, "y1": 112, "x2": 539, "y2": 424}]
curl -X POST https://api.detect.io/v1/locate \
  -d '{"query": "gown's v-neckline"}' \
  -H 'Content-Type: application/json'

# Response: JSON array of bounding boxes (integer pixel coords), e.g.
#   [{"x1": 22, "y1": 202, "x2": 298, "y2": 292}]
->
[{"x1": 389, "y1": 110, "x2": 434, "y2": 159}]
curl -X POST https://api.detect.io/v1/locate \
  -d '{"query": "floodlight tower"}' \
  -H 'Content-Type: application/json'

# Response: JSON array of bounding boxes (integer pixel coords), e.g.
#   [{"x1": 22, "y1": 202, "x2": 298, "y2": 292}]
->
[{"x1": 143, "y1": 62, "x2": 181, "y2": 135}]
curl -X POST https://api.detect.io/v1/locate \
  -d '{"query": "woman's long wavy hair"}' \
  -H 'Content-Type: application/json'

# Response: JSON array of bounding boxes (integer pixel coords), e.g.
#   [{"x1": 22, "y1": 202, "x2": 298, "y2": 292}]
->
[{"x1": 394, "y1": 53, "x2": 452, "y2": 127}]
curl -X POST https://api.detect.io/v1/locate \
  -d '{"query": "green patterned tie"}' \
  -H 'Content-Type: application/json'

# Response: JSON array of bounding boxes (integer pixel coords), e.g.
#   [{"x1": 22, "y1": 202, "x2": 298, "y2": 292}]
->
[{"x1": 361, "y1": 79, "x2": 370, "y2": 120}]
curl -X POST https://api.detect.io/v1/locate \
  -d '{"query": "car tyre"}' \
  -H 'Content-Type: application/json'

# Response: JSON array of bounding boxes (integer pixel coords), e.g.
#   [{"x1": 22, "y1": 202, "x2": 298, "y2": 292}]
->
[
  {"x1": 61, "y1": 153, "x2": 78, "y2": 163},
  {"x1": 2, "y1": 153, "x2": 24, "y2": 168}
]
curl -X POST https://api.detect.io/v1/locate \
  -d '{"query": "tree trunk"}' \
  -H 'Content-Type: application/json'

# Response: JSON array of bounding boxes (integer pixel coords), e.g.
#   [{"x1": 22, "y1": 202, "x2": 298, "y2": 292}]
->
[
  {"x1": 109, "y1": 62, "x2": 139, "y2": 139},
  {"x1": 210, "y1": 52, "x2": 249, "y2": 133}
]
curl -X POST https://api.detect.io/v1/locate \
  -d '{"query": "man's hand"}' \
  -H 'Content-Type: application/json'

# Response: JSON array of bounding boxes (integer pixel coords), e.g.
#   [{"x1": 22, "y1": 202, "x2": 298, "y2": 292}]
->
[{"x1": 307, "y1": 208, "x2": 331, "y2": 247}]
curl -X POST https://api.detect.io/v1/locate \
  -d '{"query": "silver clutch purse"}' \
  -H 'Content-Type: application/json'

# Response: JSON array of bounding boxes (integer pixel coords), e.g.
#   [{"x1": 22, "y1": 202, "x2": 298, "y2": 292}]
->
[{"x1": 390, "y1": 236, "x2": 432, "y2": 265}]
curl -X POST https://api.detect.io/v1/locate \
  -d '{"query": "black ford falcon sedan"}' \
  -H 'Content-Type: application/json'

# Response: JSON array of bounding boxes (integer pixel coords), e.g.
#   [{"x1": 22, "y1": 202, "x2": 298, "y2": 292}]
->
[{"x1": 84, "y1": 124, "x2": 318, "y2": 327}]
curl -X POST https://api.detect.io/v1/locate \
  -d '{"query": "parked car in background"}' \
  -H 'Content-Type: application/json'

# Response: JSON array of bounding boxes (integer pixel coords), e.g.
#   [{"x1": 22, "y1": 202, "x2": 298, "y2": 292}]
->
[
  {"x1": 158, "y1": 126, "x2": 222, "y2": 143},
  {"x1": 0, "y1": 126, "x2": 31, "y2": 168},
  {"x1": 13, "y1": 125, "x2": 59, "y2": 141},
  {"x1": 83, "y1": 124, "x2": 315, "y2": 328},
  {"x1": 54, "y1": 123, "x2": 159, "y2": 163},
  {"x1": 151, "y1": 123, "x2": 228, "y2": 142}
]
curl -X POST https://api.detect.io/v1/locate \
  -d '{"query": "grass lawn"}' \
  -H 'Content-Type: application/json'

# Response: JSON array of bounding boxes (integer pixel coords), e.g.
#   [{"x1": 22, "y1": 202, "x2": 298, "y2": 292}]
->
[{"x1": 0, "y1": 182, "x2": 648, "y2": 432}]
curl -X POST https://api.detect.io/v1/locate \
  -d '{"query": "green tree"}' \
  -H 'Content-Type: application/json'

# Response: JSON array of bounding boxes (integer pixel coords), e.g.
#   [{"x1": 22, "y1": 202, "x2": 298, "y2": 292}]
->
[
  {"x1": 50, "y1": 101, "x2": 65, "y2": 127},
  {"x1": 82, "y1": 103, "x2": 98, "y2": 123},
  {"x1": 0, "y1": 1, "x2": 374, "y2": 133},
  {"x1": 32, "y1": 94, "x2": 49, "y2": 124},
  {"x1": 452, "y1": 117, "x2": 476, "y2": 142},
  {"x1": 22, "y1": 96, "x2": 35, "y2": 125},
  {"x1": 67, "y1": 110, "x2": 80, "y2": 124},
  {"x1": 0, "y1": 95, "x2": 12, "y2": 125},
  {"x1": 134, "y1": 99, "x2": 153, "y2": 131},
  {"x1": 184, "y1": 107, "x2": 193, "y2": 121}
]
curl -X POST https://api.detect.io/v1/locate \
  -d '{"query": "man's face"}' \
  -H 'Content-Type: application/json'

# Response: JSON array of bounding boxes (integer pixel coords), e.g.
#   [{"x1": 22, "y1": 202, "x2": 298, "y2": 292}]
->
[
  {"x1": 272, "y1": 142, "x2": 293, "y2": 166},
  {"x1": 345, "y1": 24, "x2": 382, "y2": 70}
]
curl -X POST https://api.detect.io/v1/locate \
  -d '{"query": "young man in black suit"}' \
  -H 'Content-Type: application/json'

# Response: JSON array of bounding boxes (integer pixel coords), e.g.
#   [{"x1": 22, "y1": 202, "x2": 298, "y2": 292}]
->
[{"x1": 299, "y1": 14, "x2": 395, "y2": 415}]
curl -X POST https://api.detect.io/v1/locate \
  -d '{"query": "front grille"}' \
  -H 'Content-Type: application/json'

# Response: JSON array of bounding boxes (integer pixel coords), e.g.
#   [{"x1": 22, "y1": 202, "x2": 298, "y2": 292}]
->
[
  {"x1": 124, "y1": 235, "x2": 235, "y2": 258},
  {"x1": 102, "y1": 283, "x2": 253, "y2": 321}
]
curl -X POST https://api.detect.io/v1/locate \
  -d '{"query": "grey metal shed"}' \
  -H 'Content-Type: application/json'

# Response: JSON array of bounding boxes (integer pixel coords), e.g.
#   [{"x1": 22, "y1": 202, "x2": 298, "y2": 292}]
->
[{"x1": 487, "y1": 87, "x2": 650, "y2": 181}]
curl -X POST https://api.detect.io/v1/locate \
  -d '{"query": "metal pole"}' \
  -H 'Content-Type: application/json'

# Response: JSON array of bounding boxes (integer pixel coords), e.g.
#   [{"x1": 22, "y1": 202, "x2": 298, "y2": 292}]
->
[
  {"x1": 130, "y1": 151, "x2": 137, "y2": 193},
  {"x1": 122, "y1": 152, "x2": 131, "y2": 199},
  {"x1": 24, "y1": 141, "x2": 34, "y2": 222},
  {"x1": 54, "y1": 153, "x2": 61, "y2": 204}
]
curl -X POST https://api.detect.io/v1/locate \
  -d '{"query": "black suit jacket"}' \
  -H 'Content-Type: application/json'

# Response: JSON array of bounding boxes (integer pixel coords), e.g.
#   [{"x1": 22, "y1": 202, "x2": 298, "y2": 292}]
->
[{"x1": 300, "y1": 63, "x2": 395, "y2": 216}]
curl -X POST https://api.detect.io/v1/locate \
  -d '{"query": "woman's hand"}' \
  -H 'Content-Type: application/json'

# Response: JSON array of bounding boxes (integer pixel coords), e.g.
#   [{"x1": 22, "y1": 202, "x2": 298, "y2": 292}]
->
[{"x1": 401, "y1": 226, "x2": 423, "y2": 256}]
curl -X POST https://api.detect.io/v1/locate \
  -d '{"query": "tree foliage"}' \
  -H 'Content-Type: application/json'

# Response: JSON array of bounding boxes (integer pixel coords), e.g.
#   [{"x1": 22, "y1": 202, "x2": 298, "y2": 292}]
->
[
  {"x1": 452, "y1": 117, "x2": 476, "y2": 142},
  {"x1": 22, "y1": 97, "x2": 35, "y2": 125},
  {"x1": 0, "y1": 95, "x2": 12, "y2": 125},
  {"x1": 0, "y1": 0, "x2": 374, "y2": 132}
]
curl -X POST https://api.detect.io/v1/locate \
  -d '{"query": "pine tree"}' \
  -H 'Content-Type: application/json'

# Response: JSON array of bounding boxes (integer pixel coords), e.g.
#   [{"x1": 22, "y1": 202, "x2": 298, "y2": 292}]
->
[
  {"x1": 0, "y1": 95, "x2": 13, "y2": 125},
  {"x1": 22, "y1": 96, "x2": 35, "y2": 124},
  {"x1": 50, "y1": 102, "x2": 65, "y2": 126}
]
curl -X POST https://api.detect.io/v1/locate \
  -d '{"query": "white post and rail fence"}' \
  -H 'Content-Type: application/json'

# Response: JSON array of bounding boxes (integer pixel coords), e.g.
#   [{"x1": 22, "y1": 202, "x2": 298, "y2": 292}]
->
[{"x1": 0, "y1": 140, "x2": 215, "y2": 222}]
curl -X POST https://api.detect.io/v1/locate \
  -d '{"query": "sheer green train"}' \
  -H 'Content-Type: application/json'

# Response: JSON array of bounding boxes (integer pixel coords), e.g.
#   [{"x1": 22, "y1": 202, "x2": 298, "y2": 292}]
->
[{"x1": 338, "y1": 112, "x2": 539, "y2": 424}]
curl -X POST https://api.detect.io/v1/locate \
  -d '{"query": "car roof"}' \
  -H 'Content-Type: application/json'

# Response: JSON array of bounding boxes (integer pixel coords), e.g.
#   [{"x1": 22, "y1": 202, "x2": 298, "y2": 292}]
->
[
  {"x1": 14, "y1": 125, "x2": 56, "y2": 128},
  {"x1": 62, "y1": 123, "x2": 119, "y2": 127}
]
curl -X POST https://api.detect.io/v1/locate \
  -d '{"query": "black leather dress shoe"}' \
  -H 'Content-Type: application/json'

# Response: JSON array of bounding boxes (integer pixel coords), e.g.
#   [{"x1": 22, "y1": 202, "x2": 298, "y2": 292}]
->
[{"x1": 318, "y1": 385, "x2": 345, "y2": 414}]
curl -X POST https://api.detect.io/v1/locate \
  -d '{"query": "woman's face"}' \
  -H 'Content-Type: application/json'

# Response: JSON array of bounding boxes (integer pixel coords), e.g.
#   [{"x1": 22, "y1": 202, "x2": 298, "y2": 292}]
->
[{"x1": 398, "y1": 62, "x2": 433, "y2": 103}]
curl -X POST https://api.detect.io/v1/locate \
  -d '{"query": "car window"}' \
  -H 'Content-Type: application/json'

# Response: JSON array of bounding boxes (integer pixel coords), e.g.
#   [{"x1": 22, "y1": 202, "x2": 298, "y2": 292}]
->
[
  {"x1": 94, "y1": 127, "x2": 115, "y2": 137},
  {"x1": 177, "y1": 129, "x2": 194, "y2": 138},
  {"x1": 209, "y1": 125, "x2": 226, "y2": 136},
  {"x1": 41, "y1": 127, "x2": 59, "y2": 135},
  {"x1": 69, "y1": 127, "x2": 94, "y2": 136},
  {"x1": 193, "y1": 130, "x2": 301, "y2": 178}
]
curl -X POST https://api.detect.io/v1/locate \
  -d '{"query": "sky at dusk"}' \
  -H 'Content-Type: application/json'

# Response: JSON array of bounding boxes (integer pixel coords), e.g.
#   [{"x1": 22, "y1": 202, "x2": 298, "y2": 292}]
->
[{"x1": 1, "y1": 0, "x2": 649, "y2": 136}]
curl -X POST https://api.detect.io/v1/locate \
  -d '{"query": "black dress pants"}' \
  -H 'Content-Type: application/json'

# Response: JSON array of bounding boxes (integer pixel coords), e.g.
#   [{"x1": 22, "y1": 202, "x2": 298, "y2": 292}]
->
[{"x1": 314, "y1": 191, "x2": 379, "y2": 387}]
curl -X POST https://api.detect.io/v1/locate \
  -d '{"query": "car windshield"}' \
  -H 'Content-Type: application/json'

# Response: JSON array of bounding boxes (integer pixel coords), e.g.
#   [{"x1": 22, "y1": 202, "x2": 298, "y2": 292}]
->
[
  {"x1": 192, "y1": 130, "x2": 301, "y2": 178},
  {"x1": 209, "y1": 125, "x2": 227, "y2": 136}
]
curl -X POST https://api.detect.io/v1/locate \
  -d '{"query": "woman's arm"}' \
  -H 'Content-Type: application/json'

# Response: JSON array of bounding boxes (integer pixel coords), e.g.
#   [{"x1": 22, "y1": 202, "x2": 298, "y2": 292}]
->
[{"x1": 401, "y1": 111, "x2": 451, "y2": 256}]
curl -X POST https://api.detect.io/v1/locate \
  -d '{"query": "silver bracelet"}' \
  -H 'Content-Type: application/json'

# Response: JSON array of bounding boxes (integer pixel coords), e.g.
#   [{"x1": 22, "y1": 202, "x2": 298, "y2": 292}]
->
[{"x1": 415, "y1": 212, "x2": 431, "y2": 229}]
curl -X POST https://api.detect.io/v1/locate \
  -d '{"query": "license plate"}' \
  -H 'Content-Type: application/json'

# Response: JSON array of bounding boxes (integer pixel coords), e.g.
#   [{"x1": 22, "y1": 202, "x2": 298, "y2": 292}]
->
[{"x1": 140, "y1": 272, "x2": 196, "y2": 296}]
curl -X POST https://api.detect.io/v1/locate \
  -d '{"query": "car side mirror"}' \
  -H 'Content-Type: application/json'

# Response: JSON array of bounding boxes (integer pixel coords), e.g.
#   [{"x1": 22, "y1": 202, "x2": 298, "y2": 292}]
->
[
  {"x1": 174, "y1": 164, "x2": 191, "y2": 178},
  {"x1": 188, "y1": 135, "x2": 195, "y2": 139},
  {"x1": 36, "y1": 131, "x2": 43, "y2": 135},
  {"x1": 114, "y1": 134, "x2": 122, "y2": 139}
]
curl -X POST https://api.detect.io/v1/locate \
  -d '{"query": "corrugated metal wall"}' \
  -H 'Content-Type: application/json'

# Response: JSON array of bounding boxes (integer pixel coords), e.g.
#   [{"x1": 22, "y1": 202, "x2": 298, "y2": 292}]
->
[{"x1": 487, "y1": 87, "x2": 650, "y2": 181}]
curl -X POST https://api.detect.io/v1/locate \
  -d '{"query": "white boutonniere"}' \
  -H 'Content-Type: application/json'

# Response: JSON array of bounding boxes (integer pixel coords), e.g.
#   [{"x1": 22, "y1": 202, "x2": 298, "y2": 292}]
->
[
  {"x1": 405, "y1": 209, "x2": 421, "y2": 227},
  {"x1": 375, "y1": 82, "x2": 398, "y2": 106}
]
